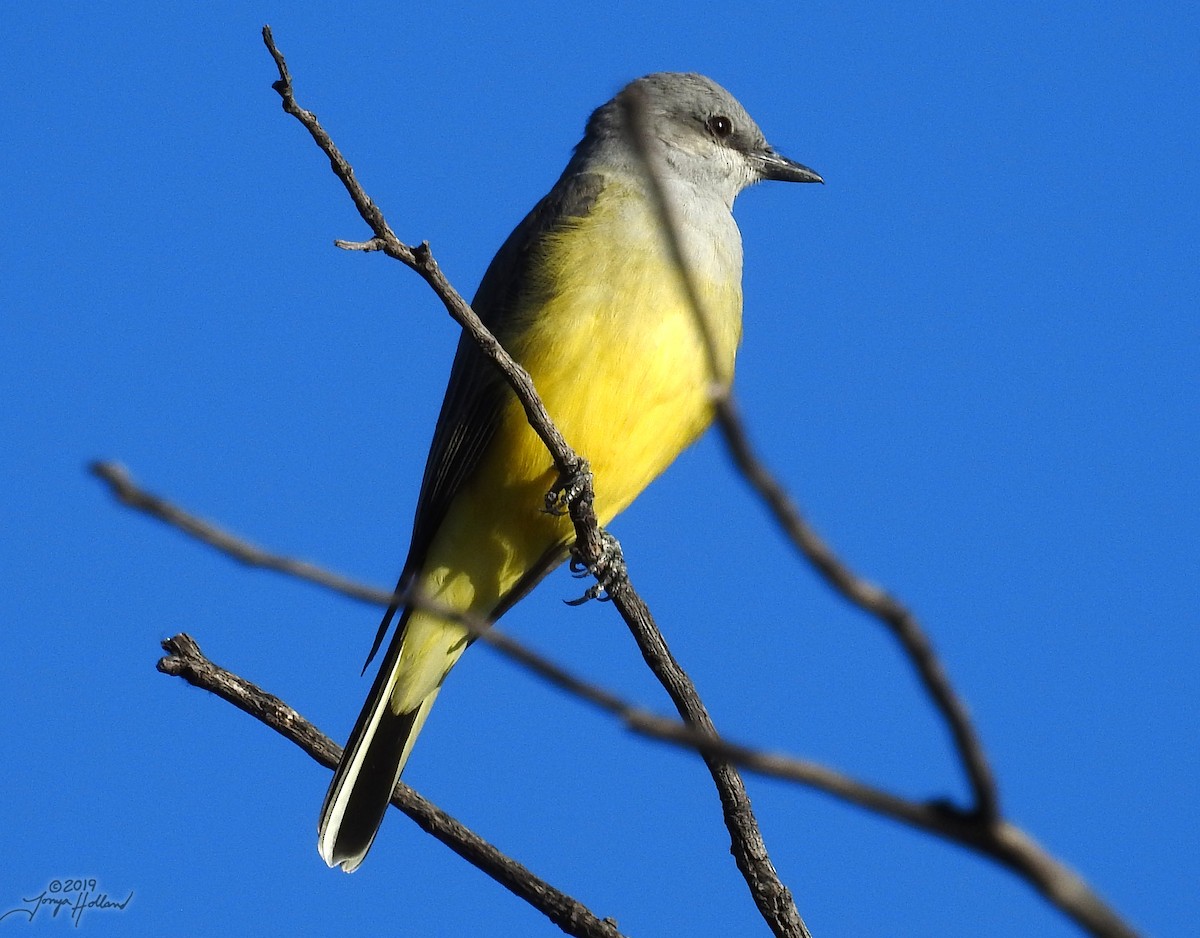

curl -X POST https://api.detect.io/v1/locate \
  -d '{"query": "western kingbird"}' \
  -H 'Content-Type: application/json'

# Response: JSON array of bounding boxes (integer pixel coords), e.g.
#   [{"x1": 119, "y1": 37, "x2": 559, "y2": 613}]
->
[{"x1": 318, "y1": 71, "x2": 822, "y2": 871}]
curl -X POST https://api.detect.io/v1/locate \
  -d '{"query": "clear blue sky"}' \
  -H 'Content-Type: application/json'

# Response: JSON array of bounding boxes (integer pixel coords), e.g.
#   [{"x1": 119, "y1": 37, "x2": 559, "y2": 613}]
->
[{"x1": 3, "y1": 3, "x2": 1196, "y2": 936}]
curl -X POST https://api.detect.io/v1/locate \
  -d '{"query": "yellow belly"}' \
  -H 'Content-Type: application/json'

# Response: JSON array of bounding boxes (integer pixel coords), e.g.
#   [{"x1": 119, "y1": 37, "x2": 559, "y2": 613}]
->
[{"x1": 391, "y1": 178, "x2": 743, "y2": 709}]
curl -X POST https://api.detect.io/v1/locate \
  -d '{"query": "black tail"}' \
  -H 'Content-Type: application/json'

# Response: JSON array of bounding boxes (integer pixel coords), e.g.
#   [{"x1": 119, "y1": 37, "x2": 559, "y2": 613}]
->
[{"x1": 318, "y1": 610, "x2": 433, "y2": 872}]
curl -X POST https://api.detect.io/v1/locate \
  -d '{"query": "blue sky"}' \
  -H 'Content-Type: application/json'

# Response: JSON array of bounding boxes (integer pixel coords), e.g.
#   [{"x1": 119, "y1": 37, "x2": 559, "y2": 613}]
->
[{"x1": 3, "y1": 3, "x2": 1196, "y2": 936}]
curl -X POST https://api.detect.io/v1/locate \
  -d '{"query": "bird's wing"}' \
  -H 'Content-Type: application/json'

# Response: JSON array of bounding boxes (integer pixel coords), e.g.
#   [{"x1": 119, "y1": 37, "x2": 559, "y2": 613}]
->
[{"x1": 363, "y1": 170, "x2": 605, "y2": 668}]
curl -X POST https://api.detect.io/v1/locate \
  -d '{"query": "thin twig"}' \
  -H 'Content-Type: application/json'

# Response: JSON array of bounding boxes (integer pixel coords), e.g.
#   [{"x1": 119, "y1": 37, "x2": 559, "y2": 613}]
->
[
  {"x1": 261, "y1": 24, "x2": 809, "y2": 938},
  {"x1": 616, "y1": 86, "x2": 999, "y2": 821},
  {"x1": 261, "y1": 27, "x2": 579, "y2": 490},
  {"x1": 157, "y1": 633, "x2": 625, "y2": 938},
  {"x1": 604, "y1": 584, "x2": 808, "y2": 935},
  {"x1": 712, "y1": 400, "x2": 999, "y2": 820},
  {"x1": 89, "y1": 460, "x2": 635, "y2": 709},
  {"x1": 613, "y1": 84, "x2": 1139, "y2": 938},
  {"x1": 93, "y1": 460, "x2": 1136, "y2": 937},
  {"x1": 615, "y1": 85, "x2": 729, "y2": 389},
  {"x1": 90, "y1": 461, "x2": 390, "y2": 606}
]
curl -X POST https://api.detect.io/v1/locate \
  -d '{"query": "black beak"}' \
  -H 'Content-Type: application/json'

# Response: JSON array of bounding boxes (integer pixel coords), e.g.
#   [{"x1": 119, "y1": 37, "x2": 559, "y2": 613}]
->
[{"x1": 755, "y1": 148, "x2": 824, "y2": 184}]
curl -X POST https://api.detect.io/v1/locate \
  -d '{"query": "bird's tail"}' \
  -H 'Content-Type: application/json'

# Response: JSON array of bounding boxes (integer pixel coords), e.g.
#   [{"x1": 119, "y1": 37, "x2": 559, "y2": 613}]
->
[{"x1": 317, "y1": 608, "x2": 467, "y2": 872}]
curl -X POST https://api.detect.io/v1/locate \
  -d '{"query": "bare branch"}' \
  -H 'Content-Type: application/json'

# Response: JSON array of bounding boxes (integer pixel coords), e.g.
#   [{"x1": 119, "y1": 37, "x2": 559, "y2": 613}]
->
[
  {"x1": 615, "y1": 86, "x2": 729, "y2": 392},
  {"x1": 261, "y1": 26, "x2": 578, "y2": 491},
  {"x1": 602, "y1": 581, "x2": 808, "y2": 935},
  {"x1": 616, "y1": 84, "x2": 999, "y2": 821},
  {"x1": 622, "y1": 718, "x2": 1138, "y2": 938},
  {"x1": 94, "y1": 460, "x2": 1137, "y2": 937},
  {"x1": 614, "y1": 83, "x2": 1140, "y2": 938},
  {"x1": 260, "y1": 24, "x2": 809, "y2": 938},
  {"x1": 88, "y1": 460, "x2": 646, "y2": 716},
  {"x1": 90, "y1": 461, "x2": 393, "y2": 606},
  {"x1": 157, "y1": 633, "x2": 625, "y2": 938},
  {"x1": 712, "y1": 399, "x2": 1000, "y2": 821}
]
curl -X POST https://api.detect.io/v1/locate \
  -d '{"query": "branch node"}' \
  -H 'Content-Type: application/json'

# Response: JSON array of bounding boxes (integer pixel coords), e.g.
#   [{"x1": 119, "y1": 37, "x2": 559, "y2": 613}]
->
[{"x1": 335, "y1": 237, "x2": 385, "y2": 252}]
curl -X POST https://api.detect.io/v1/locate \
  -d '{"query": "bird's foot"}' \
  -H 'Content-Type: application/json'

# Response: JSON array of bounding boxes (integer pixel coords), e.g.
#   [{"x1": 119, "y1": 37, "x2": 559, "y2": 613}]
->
[
  {"x1": 544, "y1": 458, "x2": 593, "y2": 516},
  {"x1": 565, "y1": 530, "x2": 626, "y2": 606}
]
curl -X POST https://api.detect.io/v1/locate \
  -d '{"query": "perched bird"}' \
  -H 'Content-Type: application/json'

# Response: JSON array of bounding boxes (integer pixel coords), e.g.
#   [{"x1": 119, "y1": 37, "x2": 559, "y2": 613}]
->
[{"x1": 318, "y1": 71, "x2": 822, "y2": 871}]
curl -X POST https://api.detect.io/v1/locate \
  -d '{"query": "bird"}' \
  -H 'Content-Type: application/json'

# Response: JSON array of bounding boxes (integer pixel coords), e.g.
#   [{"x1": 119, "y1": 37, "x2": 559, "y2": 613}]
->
[{"x1": 318, "y1": 71, "x2": 823, "y2": 872}]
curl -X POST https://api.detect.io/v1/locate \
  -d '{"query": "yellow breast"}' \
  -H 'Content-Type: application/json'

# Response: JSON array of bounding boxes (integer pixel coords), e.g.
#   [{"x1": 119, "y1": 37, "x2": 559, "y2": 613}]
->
[
  {"x1": 423, "y1": 175, "x2": 744, "y2": 615},
  {"x1": 509, "y1": 176, "x2": 743, "y2": 515}
]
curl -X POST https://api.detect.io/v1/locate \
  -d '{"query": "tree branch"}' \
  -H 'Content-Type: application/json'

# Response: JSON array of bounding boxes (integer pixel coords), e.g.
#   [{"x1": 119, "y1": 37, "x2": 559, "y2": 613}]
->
[
  {"x1": 89, "y1": 461, "x2": 390, "y2": 606},
  {"x1": 93, "y1": 459, "x2": 1137, "y2": 937},
  {"x1": 612, "y1": 79, "x2": 1135, "y2": 938},
  {"x1": 616, "y1": 85, "x2": 999, "y2": 825},
  {"x1": 157, "y1": 633, "x2": 625, "y2": 938},
  {"x1": 713, "y1": 397, "x2": 1000, "y2": 821},
  {"x1": 261, "y1": 25, "x2": 808, "y2": 938}
]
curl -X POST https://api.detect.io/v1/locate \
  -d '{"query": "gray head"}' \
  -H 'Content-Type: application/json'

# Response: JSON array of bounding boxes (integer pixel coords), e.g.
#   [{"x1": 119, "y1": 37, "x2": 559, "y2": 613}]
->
[{"x1": 576, "y1": 72, "x2": 822, "y2": 204}]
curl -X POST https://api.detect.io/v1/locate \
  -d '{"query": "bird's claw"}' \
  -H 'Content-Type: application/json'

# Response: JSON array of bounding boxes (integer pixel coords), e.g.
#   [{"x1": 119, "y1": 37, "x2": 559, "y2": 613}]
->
[
  {"x1": 565, "y1": 530, "x2": 626, "y2": 606},
  {"x1": 564, "y1": 582, "x2": 608, "y2": 606},
  {"x1": 544, "y1": 460, "x2": 593, "y2": 516}
]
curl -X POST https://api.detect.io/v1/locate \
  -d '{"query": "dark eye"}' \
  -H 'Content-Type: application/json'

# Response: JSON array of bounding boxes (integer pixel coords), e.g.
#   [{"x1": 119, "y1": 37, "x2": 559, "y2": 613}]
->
[{"x1": 707, "y1": 115, "x2": 733, "y2": 139}]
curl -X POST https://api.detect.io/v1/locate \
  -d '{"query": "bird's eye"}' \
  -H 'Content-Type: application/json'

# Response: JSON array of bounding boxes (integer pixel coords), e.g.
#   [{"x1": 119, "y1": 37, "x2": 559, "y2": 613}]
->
[{"x1": 707, "y1": 115, "x2": 733, "y2": 139}]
